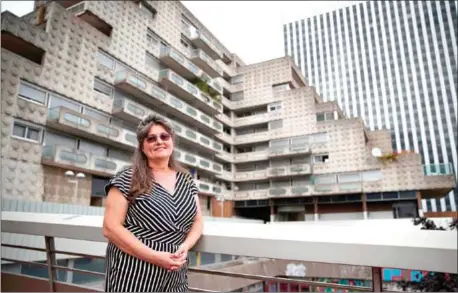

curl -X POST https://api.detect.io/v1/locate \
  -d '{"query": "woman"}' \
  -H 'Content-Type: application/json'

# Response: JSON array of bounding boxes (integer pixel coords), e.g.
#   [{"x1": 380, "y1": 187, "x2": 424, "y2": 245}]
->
[{"x1": 103, "y1": 114, "x2": 203, "y2": 292}]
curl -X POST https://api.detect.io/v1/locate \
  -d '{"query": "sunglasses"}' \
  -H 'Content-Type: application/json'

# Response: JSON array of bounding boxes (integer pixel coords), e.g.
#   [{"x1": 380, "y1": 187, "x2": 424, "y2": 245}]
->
[{"x1": 145, "y1": 132, "x2": 171, "y2": 143}]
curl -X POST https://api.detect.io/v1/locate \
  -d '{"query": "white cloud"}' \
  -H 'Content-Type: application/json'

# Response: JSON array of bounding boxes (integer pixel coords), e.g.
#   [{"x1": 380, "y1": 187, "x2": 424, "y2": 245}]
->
[{"x1": 1, "y1": 0, "x2": 363, "y2": 64}]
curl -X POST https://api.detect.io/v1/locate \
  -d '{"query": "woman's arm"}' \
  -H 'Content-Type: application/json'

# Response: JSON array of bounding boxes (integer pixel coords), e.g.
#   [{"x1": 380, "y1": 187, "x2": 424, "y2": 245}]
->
[
  {"x1": 103, "y1": 187, "x2": 158, "y2": 261},
  {"x1": 180, "y1": 193, "x2": 204, "y2": 251}
]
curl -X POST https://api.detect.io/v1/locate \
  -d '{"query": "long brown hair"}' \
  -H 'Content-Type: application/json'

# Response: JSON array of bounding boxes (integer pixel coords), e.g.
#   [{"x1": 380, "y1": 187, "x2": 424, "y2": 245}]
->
[{"x1": 129, "y1": 114, "x2": 187, "y2": 201}]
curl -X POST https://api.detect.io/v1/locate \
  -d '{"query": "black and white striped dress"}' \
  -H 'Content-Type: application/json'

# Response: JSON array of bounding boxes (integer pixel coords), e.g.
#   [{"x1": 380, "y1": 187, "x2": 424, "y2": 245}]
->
[{"x1": 104, "y1": 168, "x2": 198, "y2": 292}]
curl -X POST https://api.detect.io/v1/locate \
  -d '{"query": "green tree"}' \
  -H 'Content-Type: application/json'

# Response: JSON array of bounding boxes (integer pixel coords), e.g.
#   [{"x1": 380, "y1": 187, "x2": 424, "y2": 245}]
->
[{"x1": 397, "y1": 217, "x2": 457, "y2": 292}]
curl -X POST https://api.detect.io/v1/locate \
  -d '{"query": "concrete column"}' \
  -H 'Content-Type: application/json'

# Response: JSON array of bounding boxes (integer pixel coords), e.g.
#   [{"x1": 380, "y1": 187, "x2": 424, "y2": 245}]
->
[
  {"x1": 416, "y1": 191, "x2": 424, "y2": 217},
  {"x1": 270, "y1": 200, "x2": 276, "y2": 222},
  {"x1": 313, "y1": 197, "x2": 318, "y2": 221},
  {"x1": 362, "y1": 193, "x2": 368, "y2": 220}
]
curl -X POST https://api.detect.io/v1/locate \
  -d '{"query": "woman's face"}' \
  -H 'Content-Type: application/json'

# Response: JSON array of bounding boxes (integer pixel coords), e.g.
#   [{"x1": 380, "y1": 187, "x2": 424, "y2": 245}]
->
[{"x1": 142, "y1": 124, "x2": 174, "y2": 160}]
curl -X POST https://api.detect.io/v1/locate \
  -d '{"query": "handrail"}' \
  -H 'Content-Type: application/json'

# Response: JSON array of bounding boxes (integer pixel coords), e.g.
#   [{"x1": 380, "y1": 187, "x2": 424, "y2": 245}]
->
[{"x1": 2, "y1": 212, "x2": 456, "y2": 274}]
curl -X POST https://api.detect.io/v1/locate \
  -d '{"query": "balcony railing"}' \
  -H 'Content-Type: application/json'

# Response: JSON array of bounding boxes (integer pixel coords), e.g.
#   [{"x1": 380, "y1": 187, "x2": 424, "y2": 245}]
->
[
  {"x1": 269, "y1": 185, "x2": 313, "y2": 197},
  {"x1": 234, "y1": 169, "x2": 268, "y2": 182},
  {"x1": 234, "y1": 189, "x2": 270, "y2": 200},
  {"x1": 423, "y1": 163, "x2": 455, "y2": 176},
  {"x1": 268, "y1": 144, "x2": 311, "y2": 158},
  {"x1": 184, "y1": 27, "x2": 223, "y2": 60},
  {"x1": 234, "y1": 150, "x2": 268, "y2": 163},
  {"x1": 41, "y1": 145, "x2": 130, "y2": 177},
  {"x1": 195, "y1": 179, "x2": 223, "y2": 197},
  {"x1": 47, "y1": 106, "x2": 137, "y2": 151},
  {"x1": 4, "y1": 212, "x2": 456, "y2": 292},
  {"x1": 233, "y1": 113, "x2": 269, "y2": 127},
  {"x1": 268, "y1": 164, "x2": 312, "y2": 178},
  {"x1": 113, "y1": 69, "x2": 223, "y2": 134},
  {"x1": 190, "y1": 49, "x2": 223, "y2": 78},
  {"x1": 159, "y1": 69, "x2": 223, "y2": 115},
  {"x1": 174, "y1": 147, "x2": 222, "y2": 176},
  {"x1": 234, "y1": 131, "x2": 270, "y2": 145},
  {"x1": 159, "y1": 45, "x2": 202, "y2": 80}
]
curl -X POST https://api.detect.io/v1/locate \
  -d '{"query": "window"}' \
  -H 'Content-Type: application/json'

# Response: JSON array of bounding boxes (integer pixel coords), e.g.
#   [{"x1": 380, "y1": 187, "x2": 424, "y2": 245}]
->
[
  {"x1": 180, "y1": 35, "x2": 190, "y2": 49},
  {"x1": 12, "y1": 121, "x2": 42, "y2": 143},
  {"x1": 48, "y1": 94, "x2": 81, "y2": 112},
  {"x1": 18, "y1": 81, "x2": 47, "y2": 104},
  {"x1": 338, "y1": 173, "x2": 361, "y2": 183},
  {"x1": 96, "y1": 50, "x2": 114, "y2": 70},
  {"x1": 313, "y1": 154, "x2": 329, "y2": 163},
  {"x1": 269, "y1": 120, "x2": 283, "y2": 130},
  {"x1": 268, "y1": 102, "x2": 282, "y2": 112},
  {"x1": 93, "y1": 78, "x2": 113, "y2": 97}
]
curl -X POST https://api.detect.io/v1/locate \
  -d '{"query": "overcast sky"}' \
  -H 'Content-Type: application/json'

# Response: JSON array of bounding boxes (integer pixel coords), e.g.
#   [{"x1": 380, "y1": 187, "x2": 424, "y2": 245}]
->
[{"x1": 1, "y1": 1, "x2": 362, "y2": 64}]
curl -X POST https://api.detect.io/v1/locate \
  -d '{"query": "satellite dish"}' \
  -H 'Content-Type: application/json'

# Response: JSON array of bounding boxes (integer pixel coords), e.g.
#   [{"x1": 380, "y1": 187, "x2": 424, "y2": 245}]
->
[{"x1": 371, "y1": 147, "x2": 382, "y2": 158}]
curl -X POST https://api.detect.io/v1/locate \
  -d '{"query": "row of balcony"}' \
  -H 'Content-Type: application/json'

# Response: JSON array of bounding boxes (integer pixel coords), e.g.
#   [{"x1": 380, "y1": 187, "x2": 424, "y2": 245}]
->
[
  {"x1": 159, "y1": 45, "x2": 223, "y2": 95},
  {"x1": 158, "y1": 69, "x2": 223, "y2": 115},
  {"x1": 48, "y1": 105, "x2": 223, "y2": 155},
  {"x1": 41, "y1": 144, "x2": 224, "y2": 196},
  {"x1": 113, "y1": 70, "x2": 223, "y2": 133},
  {"x1": 233, "y1": 183, "x2": 361, "y2": 200}
]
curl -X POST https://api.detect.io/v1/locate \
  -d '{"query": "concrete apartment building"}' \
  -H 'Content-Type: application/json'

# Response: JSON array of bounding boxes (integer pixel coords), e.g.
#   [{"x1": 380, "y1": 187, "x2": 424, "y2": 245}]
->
[
  {"x1": 283, "y1": 0, "x2": 458, "y2": 217},
  {"x1": 1, "y1": 0, "x2": 455, "y2": 223}
]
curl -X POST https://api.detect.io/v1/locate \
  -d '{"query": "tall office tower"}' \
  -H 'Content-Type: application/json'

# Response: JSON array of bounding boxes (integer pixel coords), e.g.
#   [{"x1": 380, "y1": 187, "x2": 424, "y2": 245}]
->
[
  {"x1": 1, "y1": 0, "x2": 454, "y2": 223},
  {"x1": 283, "y1": 1, "x2": 458, "y2": 216}
]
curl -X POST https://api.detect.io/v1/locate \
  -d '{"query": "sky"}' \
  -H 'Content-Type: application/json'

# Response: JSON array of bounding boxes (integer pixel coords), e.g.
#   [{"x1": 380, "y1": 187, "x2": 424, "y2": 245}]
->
[{"x1": 1, "y1": 1, "x2": 362, "y2": 64}]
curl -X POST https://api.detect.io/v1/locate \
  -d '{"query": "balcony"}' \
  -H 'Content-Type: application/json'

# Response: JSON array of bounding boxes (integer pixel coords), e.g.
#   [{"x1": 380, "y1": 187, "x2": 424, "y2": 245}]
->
[
  {"x1": 234, "y1": 150, "x2": 268, "y2": 163},
  {"x1": 215, "y1": 113, "x2": 234, "y2": 127},
  {"x1": 216, "y1": 77, "x2": 233, "y2": 94},
  {"x1": 268, "y1": 164, "x2": 312, "y2": 178},
  {"x1": 41, "y1": 145, "x2": 130, "y2": 177},
  {"x1": 2, "y1": 211, "x2": 456, "y2": 292},
  {"x1": 215, "y1": 151, "x2": 234, "y2": 163},
  {"x1": 234, "y1": 189, "x2": 270, "y2": 200},
  {"x1": 66, "y1": 1, "x2": 112, "y2": 37},
  {"x1": 268, "y1": 144, "x2": 311, "y2": 158},
  {"x1": 423, "y1": 163, "x2": 455, "y2": 176},
  {"x1": 234, "y1": 113, "x2": 271, "y2": 128},
  {"x1": 185, "y1": 27, "x2": 223, "y2": 60},
  {"x1": 234, "y1": 131, "x2": 270, "y2": 145},
  {"x1": 1, "y1": 11, "x2": 48, "y2": 65},
  {"x1": 169, "y1": 120, "x2": 223, "y2": 155},
  {"x1": 234, "y1": 169, "x2": 268, "y2": 182},
  {"x1": 159, "y1": 45, "x2": 202, "y2": 80},
  {"x1": 215, "y1": 132, "x2": 234, "y2": 145},
  {"x1": 114, "y1": 70, "x2": 151, "y2": 101},
  {"x1": 195, "y1": 180, "x2": 223, "y2": 197},
  {"x1": 190, "y1": 49, "x2": 223, "y2": 77},
  {"x1": 216, "y1": 170, "x2": 233, "y2": 181},
  {"x1": 174, "y1": 147, "x2": 222, "y2": 176},
  {"x1": 113, "y1": 71, "x2": 223, "y2": 135},
  {"x1": 159, "y1": 69, "x2": 223, "y2": 115},
  {"x1": 269, "y1": 185, "x2": 313, "y2": 198},
  {"x1": 47, "y1": 106, "x2": 137, "y2": 151}
]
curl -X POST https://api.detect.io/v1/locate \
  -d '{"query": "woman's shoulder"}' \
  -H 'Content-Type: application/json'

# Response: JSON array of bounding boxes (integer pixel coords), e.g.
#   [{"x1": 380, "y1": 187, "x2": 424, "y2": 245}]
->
[{"x1": 114, "y1": 166, "x2": 134, "y2": 180}]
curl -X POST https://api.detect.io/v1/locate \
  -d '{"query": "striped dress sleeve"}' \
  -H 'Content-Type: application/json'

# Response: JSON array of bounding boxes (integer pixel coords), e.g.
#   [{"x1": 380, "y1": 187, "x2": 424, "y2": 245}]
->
[{"x1": 104, "y1": 167, "x2": 133, "y2": 200}]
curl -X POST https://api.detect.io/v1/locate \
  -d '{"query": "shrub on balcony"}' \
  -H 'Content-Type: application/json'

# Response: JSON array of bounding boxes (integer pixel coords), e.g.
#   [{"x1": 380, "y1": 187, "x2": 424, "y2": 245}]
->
[{"x1": 193, "y1": 77, "x2": 221, "y2": 102}]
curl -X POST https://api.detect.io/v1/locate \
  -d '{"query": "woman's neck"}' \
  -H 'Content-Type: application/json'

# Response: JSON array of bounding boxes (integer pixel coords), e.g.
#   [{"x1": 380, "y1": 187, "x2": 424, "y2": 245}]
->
[{"x1": 148, "y1": 159, "x2": 170, "y2": 172}]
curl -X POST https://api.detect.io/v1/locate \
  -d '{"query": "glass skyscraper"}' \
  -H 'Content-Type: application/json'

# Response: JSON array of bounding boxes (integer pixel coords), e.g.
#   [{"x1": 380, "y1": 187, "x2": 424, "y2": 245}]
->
[{"x1": 284, "y1": 0, "x2": 457, "y2": 214}]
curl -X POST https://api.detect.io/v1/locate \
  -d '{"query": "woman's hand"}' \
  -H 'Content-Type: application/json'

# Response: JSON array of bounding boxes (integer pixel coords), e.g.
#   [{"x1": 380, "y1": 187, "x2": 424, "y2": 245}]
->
[
  {"x1": 171, "y1": 243, "x2": 189, "y2": 265},
  {"x1": 150, "y1": 251, "x2": 186, "y2": 271}
]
